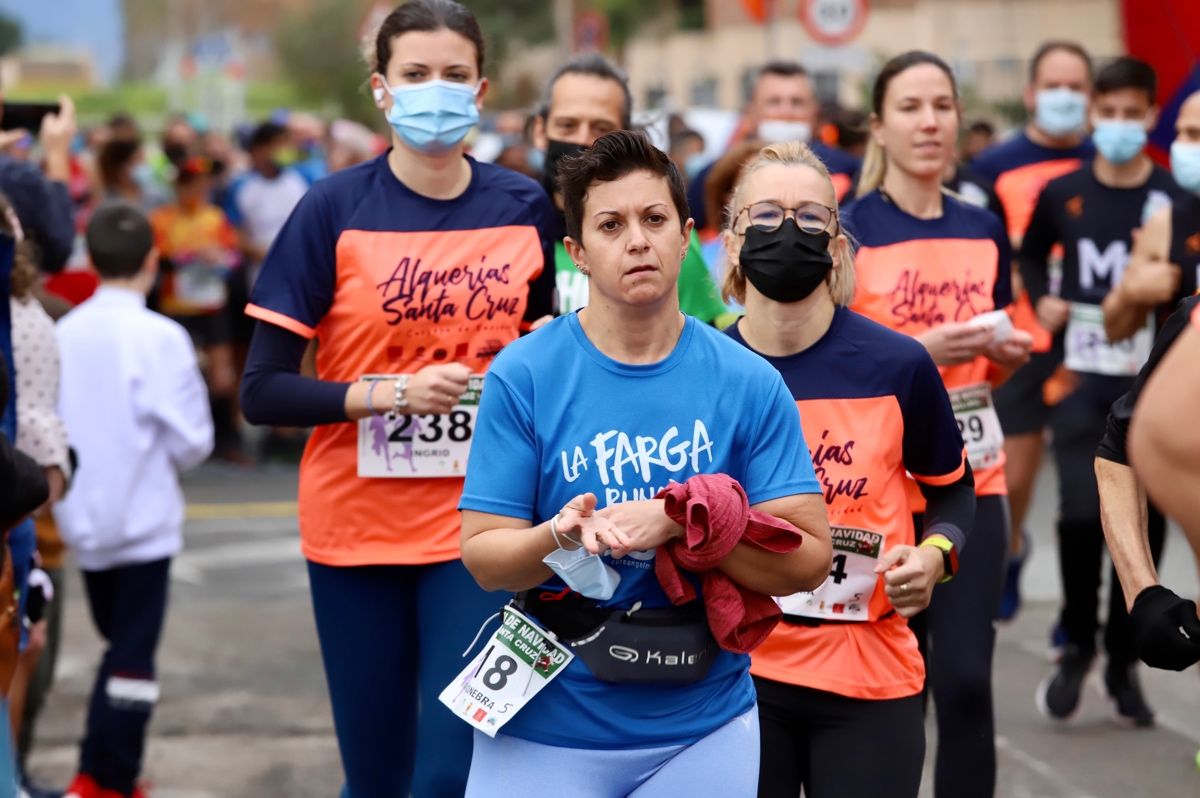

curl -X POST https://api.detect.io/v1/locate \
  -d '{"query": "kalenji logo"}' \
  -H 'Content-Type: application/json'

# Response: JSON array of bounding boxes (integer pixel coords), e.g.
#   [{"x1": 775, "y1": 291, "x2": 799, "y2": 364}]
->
[{"x1": 609, "y1": 645, "x2": 639, "y2": 663}]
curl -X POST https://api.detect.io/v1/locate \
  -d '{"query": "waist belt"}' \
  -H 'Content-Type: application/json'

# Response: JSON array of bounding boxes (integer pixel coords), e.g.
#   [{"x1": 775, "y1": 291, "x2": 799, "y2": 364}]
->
[
  {"x1": 516, "y1": 588, "x2": 718, "y2": 685},
  {"x1": 782, "y1": 609, "x2": 897, "y2": 627}
]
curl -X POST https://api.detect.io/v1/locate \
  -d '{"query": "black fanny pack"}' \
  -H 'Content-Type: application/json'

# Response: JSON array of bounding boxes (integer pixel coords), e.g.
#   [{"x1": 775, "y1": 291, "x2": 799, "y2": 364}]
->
[{"x1": 517, "y1": 589, "x2": 718, "y2": 685}]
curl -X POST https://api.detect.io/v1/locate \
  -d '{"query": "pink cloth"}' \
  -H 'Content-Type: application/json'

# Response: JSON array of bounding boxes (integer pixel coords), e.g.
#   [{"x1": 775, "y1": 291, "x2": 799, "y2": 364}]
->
[{"x1": 655, "y1": 474, "x2": 803, "y2": 653}]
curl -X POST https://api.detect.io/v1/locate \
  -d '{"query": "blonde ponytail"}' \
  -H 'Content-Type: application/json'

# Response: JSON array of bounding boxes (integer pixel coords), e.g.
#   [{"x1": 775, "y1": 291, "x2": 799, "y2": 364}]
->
[{"x1": 855, "y1": 137, "x2": 886, "y2": 198}]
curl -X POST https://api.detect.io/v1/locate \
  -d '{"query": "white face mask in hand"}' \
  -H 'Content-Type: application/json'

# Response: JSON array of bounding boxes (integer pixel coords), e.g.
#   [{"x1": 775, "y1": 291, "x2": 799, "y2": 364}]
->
[{"x1": 543, "y1": 546, "x2": 621, "y2": 601}]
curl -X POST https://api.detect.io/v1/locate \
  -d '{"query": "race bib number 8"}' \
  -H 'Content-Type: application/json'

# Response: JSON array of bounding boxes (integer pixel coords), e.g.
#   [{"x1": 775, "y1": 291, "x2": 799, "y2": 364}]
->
[
  {"x1": 949, "y1": 382, "x2": 1004, "y2": 472},
  {"x1": 439, "y1": 605, "x2": 573, "y2": 737},
  {"x1": 779, "y1": 526, "x2": 883, "y2": 622},
  {"x1": 1064, "y1": 303, "x2": 1152, "y2": 377},
  {"x1": 357, "y1": 375, "x2": 483, "y2": 478}
]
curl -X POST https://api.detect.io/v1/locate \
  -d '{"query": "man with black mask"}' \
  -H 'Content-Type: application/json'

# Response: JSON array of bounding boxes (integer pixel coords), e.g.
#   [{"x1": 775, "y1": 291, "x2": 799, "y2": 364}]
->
[{"x1": 532, "y1": 55, "x2": 731, "y2": 326}]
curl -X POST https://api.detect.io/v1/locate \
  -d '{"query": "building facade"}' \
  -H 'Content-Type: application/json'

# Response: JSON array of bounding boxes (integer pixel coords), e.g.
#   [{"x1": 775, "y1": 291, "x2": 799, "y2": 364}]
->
[{"x1": 625, "y1": 0, "x2": 1122, "y2": 113}]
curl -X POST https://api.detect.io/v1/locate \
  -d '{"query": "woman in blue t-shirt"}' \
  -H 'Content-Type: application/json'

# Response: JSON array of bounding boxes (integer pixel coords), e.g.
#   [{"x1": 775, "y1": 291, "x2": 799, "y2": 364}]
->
[{"x1": 457, "y1": 131, "x2": 832, "y2": 797}]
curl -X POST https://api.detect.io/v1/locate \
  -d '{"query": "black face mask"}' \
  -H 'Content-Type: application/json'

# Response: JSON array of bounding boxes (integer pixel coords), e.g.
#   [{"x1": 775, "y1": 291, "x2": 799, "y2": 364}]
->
[
  {"x1": 163, "y1": 142, "x2": 188, "y2": 166},
  {"x1": 739, "y1": 219, "x2": 833, "y2": 303},
  {"x1": 543, "y1": 139, "x2": 586, "y2": 191}
]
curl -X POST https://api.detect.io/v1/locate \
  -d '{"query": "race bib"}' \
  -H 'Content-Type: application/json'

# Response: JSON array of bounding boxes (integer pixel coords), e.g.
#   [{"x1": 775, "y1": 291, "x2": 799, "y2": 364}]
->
[
  {"x1": 779, "y1": 526, "x2": 883, "y2": 622},
  {"x1": 357, "y1": 375, "x2": 483, "y2": 478},
  {"x1": 174, "y1": 263, "x2": 228, "y2": 312},
  {"x1": 439, "y1": 605, "x2": 573, "y2": 737},
  {"x1": 949, "y1": 382, "x2": 1004, "y2": 471},
  {"x1": 1064, "y1": 303, "x2": 1153, "y2": 377}
]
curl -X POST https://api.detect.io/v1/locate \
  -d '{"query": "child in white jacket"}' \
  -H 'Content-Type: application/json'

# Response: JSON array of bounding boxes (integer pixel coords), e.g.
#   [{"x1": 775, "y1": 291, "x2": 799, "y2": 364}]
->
[{"x1": 54, "y1": 201, "x2": 213, "y2": 798}]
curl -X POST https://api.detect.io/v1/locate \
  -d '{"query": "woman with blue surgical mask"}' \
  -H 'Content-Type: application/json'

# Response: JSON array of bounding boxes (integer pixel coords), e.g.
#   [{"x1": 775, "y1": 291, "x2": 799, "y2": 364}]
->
[{"x1": 237, "y1": 1, "x2": 557, "y2": 795}]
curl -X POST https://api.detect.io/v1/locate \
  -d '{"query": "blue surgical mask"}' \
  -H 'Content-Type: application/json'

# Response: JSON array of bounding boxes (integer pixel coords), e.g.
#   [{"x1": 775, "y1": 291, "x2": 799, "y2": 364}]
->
[
  {"x1": 685, "y1": 153, "x2": 709, "y2": 179},
  {"x1": 543, "y1": 546, "x2": 621, "y2": 601},
  {"x1": 1171, "y1": 141, "x2": 1200, "y2": 194},
  {"x1": 527, "y1": 146, "x2": 546, "y2": 174},
  {"x1": 1092, "y1": 119, "x2": 1147, "y2": 165},
  {"x1": 381, "y1": 77, "x2": 480, "y2": 154},
  {"x1": 1035, "y1": 88, "x2": 1088, "y2": 137}
]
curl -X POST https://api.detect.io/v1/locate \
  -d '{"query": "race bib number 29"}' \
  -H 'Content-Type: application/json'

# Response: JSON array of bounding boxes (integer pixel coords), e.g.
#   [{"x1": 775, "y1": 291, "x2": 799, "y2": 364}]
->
[
  {"x1": 357, "y1": 375, "x2": 483, "y2": 478},
  {"x1": 949, "y1": 382, "x2": 1004, "y2": 472}
]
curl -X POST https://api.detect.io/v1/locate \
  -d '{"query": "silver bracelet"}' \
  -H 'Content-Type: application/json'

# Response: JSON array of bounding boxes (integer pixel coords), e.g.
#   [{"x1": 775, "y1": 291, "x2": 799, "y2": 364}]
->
[
  {"x1": 392, "y1": 375, "x2": 410, "y2": 415},
  {"x1": 549, "y1": 514, "x2": 582, "y2": 550}
]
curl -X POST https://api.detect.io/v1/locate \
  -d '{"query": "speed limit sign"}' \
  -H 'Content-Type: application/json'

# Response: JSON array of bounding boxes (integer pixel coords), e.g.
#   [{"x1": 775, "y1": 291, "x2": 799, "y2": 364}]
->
[{"x1": 800, "y1": 0, "x2": 868, "y2": 46}]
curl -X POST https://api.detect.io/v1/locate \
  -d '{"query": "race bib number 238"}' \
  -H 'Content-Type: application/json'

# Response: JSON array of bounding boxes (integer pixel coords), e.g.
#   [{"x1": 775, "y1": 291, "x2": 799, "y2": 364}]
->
[{"x1": 357, "y1": 375, "x2": 483, "y2": 478}]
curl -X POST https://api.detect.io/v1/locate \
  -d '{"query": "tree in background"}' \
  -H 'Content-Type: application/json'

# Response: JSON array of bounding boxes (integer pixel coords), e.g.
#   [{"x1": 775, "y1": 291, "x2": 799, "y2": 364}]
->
[
  {"x1": 275, "y1": 0, "x2": 375, "y2": 124},
  {"x1": 0, "y1": 11, "x2": 23, "y2": 58}
]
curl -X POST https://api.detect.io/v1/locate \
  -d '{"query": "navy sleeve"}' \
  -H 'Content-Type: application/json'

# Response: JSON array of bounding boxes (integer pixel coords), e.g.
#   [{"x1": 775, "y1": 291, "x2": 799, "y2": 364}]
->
[
  {"x1": 239, "y1": 321, "x2": 350, "y2": 427},
  {"x1": 524, "y1": 192, "x2": 557, "y2": 323},
  {"x1": 0, "y1": 161, "x2": 74, "y2": 273},
  {"x1": 899, "y1": 347, "x2": 967, "y2": 483},
  {"x1": 1016, "y1": 185, "x2": 1058, "y2": 306},
  {"x1": 246, "y1": 184, "x2": 338, "y2": 337},
  {"x1": 1097, "y1": 297, "x2": 1198, "y2": 465},
  {"x1": 917, "y1": 463, "x2": 975, "y2": 551},
  {"x1": 992, "y1": 217, "x2": 1014, "y2": 310},
  {"x1": 686, "y1": 162, "x2": 714, "y2": 230}
]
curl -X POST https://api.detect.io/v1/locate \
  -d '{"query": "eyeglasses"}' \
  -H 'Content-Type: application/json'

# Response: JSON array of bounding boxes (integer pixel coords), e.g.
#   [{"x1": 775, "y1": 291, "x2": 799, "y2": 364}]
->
[{"x1": 735, "y1": 201, "x2": 838, "y2": 235}]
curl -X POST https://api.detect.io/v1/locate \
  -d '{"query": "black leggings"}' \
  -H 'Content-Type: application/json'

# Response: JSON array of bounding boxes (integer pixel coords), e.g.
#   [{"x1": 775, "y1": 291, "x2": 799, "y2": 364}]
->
[
  {"x1": 755, "y1": 676, "x2": 925, "y2": 798},
  {"x1": 1051, "y1": 378, "x2": 1167, "y2": 659},
  {"x1": 910, "y1": 493, "x2": 1009, "y2": 798}
]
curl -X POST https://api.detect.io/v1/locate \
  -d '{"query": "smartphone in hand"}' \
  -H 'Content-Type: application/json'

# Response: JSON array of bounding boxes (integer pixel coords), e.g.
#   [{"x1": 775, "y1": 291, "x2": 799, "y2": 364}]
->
[{"x1": 1, "y1": 102, "x2": 61, "y2": 133}]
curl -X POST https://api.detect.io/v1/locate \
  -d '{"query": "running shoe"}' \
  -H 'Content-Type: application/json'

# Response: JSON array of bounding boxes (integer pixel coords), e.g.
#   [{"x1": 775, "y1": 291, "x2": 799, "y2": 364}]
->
[
  {"x1": 1104, "y1": 661, "x2": 1155, "y2": 728},
  {"x1": 62, "y1": 774, "x2": 97, "y2": 798},
  {"x1": 1036, "y1": 644, "x2": 1094, "y2": 720},
  {"x1": 998, "y1": 528, "x2": 1031, "y2": 621},
  {"x1": 61, "y1": 774, "x2": 146, "y2": 798}
]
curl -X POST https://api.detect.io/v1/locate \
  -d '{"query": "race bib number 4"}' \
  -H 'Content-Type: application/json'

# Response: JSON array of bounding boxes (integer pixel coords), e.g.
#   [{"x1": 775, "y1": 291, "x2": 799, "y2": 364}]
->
[
  {"x1": 439, "y1": 605, "x2": 573, "y2": 737},
  {"x1": 949, "y1": 382, "x2": 1004, "y2": 472},
  {"x1": 1064, "y1": 303, "x2": 1152, "y2": 377},
  {"x1": 357, "y1": 375, "x2": 483, "y2": 478},
  {"x1": 779, "y1": 526, "x2": 883, "y2": 622}
]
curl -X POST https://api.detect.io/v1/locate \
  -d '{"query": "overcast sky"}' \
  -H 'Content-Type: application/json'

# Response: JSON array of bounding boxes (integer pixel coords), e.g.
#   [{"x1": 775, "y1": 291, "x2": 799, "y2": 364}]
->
[{"x1": 0, "y1": 0, "x2": 124, "y2": 84}]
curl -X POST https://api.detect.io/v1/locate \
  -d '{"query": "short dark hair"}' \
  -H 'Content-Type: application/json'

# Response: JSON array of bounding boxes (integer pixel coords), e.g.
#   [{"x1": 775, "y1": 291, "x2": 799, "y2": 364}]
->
[
  {"x1": 558, "y1": 130, "x2": 689, "y2": 245},
  {"x1": 758, "y1": 60, "x2": 809, "y2": 82},
  {"x1": 540, "y1": 54, "x2": 633, "y2": 129},
  {"x1": 1094, "y1": 56, "x2": 1157, "y2": 103},
  {"x1": 967, "y1": 119, "x2": 995, "y2": 137},
  {"x1": 1029, "y1": 41, "x2": 1093, "y2": 84},
  {"x1": 86, "y1": 201, "x2": 154, "y2": 279},
  {"x1": 669, "y1": 129, "x2": 703, "y2": 153},
  {"x1": 374, "y1": 0, "x2": 485, "y2": 77},
  {"x1": 249, "y1": 121, "x2": 288, "y2": 151}
]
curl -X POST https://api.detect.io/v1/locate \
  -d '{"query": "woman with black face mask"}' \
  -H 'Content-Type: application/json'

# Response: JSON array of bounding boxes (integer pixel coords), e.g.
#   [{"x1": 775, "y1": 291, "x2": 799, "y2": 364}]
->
[{"x1": 724, "y1": 140, "x2": 977, "y2": 798}]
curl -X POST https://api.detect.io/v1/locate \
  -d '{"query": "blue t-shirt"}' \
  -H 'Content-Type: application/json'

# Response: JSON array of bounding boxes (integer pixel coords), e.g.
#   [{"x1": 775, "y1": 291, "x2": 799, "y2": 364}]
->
[{"x1": 460, "y1": 312, "x2": 820, "y2": 748}]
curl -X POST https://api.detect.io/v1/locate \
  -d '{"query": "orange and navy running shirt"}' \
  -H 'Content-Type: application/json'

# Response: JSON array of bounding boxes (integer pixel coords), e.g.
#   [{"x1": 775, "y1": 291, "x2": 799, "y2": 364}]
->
[
  {"x1": 970, "y1": 132, "x2": 1094, "y2": 246},
  {"x1": 246, "y1": 154, "x2": 554, "y2": 566},
  {"x1": 971, "y1": 132, "x2": 1093, "y2": 351},
  {"x1": 728, "y1": 308, "x2": 966, "y2": 699},
  {"x1": 844, "y1": 190, "x2": 1012, "y2": 503}
]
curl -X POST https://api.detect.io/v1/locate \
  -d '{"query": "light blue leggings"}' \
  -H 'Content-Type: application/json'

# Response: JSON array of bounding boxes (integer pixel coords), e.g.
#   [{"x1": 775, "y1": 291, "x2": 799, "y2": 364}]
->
[{"x1": 465, "y1": 709, "x2": 759, "y2": 798}]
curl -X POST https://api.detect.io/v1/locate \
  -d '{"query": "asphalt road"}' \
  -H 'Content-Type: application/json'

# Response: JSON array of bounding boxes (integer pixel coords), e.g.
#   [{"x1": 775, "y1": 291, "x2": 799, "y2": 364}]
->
[{"x1": 21, "y1": 457, "x2": 1200, "y2": 798}]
